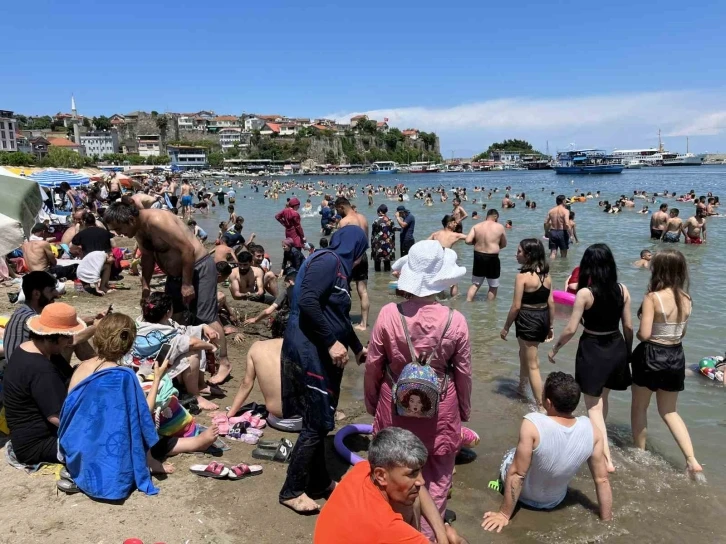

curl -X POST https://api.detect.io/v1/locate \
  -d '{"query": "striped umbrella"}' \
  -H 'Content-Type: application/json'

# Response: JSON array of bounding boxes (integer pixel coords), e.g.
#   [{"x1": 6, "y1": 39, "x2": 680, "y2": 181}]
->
[{"x1": 28, "y1": 168, "x2": 89, "y2": 187}]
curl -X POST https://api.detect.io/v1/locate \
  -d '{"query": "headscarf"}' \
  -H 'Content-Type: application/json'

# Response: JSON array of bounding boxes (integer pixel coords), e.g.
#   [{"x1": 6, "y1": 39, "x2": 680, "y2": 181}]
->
[{"x1": 328, "y1": 225, "x2": 369, "y2": 277}]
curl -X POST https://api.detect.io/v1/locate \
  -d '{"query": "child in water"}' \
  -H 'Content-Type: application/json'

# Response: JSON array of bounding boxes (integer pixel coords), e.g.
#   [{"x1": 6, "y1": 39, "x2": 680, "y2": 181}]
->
[
  {"x1": 633, "y1": 249, "x2": 652, "y2": 268},
  {"x1": 505, "y1": 220, "x2": 513, "y2": 229}
]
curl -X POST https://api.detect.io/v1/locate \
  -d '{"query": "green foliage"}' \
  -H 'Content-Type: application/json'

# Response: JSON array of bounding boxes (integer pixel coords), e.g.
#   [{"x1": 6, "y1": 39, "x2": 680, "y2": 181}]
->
[
  {"x1": 146, "y1": 155, "x2": 170, "y2": 165},
  {"x1": 101, "y1": 153, "x2": 145, "y2": 165},
  {"x1": 246, "y1": 136, "x2": 309, "y2": 161},
  {"x1": 39, "y1": 147, "x2": 94, "y2": 168},
  {"x1": 474, "y1": 139, "x2": 542, "y2": 161},
  {"x1": 419, "y1": 131, "x2": 437, "y2": 148},
  {"x1": 82, "y1": 118, "x2": 91, "y2": 129},
  {"x1": 355, "y1": 119, "x2": 378, "y2": 135},
  {"x1": 0, "y1": 151, "x2": 36, "y2": 166},
  {"x1": 208, "y1": 151, "x2": 224, "y2": 168},
  {"x1": 325, "y1": 150, "x2": 337, "y2": 164},
  {"x1": 23, "y1": 116, "x2": 53, "y2": 130},
  {"x1": 155, "y1": 115, "x2": 168, "y2": 133},
  {"x1": 93, "y1": 116, "x2": 112, "y2": 131}
]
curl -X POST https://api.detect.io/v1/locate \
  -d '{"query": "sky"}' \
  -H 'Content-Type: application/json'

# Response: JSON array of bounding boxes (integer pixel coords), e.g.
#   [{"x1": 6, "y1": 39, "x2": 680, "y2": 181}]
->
[{"x1": 5, "y1": 0, "x2": 726, "y2": 156}]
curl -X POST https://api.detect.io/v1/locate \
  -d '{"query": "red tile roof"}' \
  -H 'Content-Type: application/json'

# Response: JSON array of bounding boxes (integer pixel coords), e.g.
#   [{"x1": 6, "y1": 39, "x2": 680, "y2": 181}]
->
[
  {"x1": 47, "y1": 137, "x2": 81, "y2": 148},
  {"x1": 265, "y1": 123, "x2": 281, "y2": 133},
  {"x1": 214, "y1": 115, "x2": 239, "y2": 122},
  {"x1": 377, "y1": 121, "x2": 388, "y2": 127},
  {"x1": 402, "y1": 129, "x2": 419, "y2": 136},
  {"x1": 311, "y1": 125, "x2": 329, "y2": 131},
  {"x1": 258, "y1": 114, "x2": 283, "y2": 121},
  {"x1": 351, "y1": 115, "x2": 367, "y2": 121}
]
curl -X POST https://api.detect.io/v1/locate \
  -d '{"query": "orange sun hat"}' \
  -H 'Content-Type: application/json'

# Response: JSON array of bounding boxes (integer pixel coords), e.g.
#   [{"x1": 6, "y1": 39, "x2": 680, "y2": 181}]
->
[{"x1": 26, "y1": 302, "x2": 86, "y2": 336}]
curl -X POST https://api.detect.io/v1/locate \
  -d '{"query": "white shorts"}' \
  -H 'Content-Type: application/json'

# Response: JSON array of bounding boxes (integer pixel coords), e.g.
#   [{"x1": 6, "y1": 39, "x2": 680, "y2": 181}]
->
[{"x1": 471, "y1": 276, "x2": 500, "y2": 288}]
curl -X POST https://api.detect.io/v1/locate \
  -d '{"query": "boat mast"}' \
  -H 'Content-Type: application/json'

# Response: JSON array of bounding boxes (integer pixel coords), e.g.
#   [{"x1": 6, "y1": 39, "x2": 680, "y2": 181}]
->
[
  {"x1": 686, "y1": 136, "x2": 689, "y2": 154},
  {"x1": 658, "y1": 129, "x2": 664, "y2": 153}
]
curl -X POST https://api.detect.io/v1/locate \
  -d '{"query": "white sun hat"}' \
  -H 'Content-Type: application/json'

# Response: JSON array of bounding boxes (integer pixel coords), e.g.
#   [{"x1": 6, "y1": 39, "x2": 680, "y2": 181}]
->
[{"x1": 393, "y1": 240, "x2": 466, "y2": 297}]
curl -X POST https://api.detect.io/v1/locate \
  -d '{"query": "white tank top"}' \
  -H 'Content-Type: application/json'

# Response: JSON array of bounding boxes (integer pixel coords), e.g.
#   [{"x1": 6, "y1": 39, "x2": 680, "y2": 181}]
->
[{"x1": 521, "y1": 413, "x2": 594, "y2": 509}]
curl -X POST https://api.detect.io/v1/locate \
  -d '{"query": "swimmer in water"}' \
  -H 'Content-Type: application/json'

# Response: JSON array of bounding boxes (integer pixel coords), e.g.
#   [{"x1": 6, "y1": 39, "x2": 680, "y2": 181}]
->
[
  {"x1": 633, "y1": 249, "x2": 652, "y2": 268},
  {"x1": 505, "y1": 220, "x2": 513, "y2": 229},
  {"x1": 569, "y1": 211, "x2": 579, "y2": 244}
]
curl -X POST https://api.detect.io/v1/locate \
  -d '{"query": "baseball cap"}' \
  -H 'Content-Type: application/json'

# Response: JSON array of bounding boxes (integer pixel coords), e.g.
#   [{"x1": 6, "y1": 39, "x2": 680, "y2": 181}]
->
[
  {"x1": 377, "y1": 204, "x2": 388, "y2": 214},
  {"x1": 396, "y1": 205, "x2": 408, "y2": 213}
]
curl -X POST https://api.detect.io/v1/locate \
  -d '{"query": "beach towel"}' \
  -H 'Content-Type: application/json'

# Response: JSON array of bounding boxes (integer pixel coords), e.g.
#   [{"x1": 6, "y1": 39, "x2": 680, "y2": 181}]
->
[
  {"x1": 134, "y1": 319, "x2": 206, "y2": 378},
  {"x1": 4, "y1": 440, "x2": 61, "y2": 474},
  {"x1": 76, "y1": 251, "x2": 107, "y2": 284},
  {"x1": 58, "y1": 367, "x2": 160, "y2": 500}
]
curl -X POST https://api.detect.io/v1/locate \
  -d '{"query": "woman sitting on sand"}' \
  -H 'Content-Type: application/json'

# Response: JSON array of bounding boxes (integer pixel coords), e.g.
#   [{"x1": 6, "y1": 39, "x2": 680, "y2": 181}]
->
[
  {"x1": 500, "y1": 238, "x2": 554, "y2": 409},
  {"x1": 61, "y1": 314, "x2": 219, "y2": 498},
  {"x1": 135, "y1": 292, "x2": 220, "y2": 410},
  {"x1": 549, "y1": 244, "x2": 633, "y2": 473},
  {"x1": 364, "y1": 240, "x2": 471, "y2": 540},
  {"x1": 630, "y1": 250, "x2": 702, "y2": 478}
]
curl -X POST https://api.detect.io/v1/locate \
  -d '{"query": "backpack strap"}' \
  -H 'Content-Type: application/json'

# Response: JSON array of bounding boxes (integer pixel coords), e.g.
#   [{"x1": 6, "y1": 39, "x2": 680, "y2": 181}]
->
[{"x1": 397, "y1": 303, "x2": 418, "y2": 362}]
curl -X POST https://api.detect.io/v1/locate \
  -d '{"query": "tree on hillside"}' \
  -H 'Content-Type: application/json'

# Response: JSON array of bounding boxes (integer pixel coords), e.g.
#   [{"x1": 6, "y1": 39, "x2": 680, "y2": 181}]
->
[
  {"x1": 473, "y1": 139, "x2": 544, "y2": 161},
  {"x1": 42, "y1": 147, "x2": 93, "y2": 168},
  {"x1": 208, "y1": 152, "x2": 224, "y2": 168},
  {"x1": 93, "y1": 116, "x2": 112, "y2": 131},
  {"x1": 0, "y1": 151, "x2": 36, "y2": 166}
]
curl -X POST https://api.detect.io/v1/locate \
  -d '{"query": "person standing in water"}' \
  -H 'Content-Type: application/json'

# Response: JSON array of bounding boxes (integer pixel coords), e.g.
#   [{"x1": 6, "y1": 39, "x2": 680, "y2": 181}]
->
[
  {"x1": 428, "y1": 215, "x2": 467, "y2": 297},
  {"x1": 451, "y1": 198, "x2": 468, "y2": 234},
  {"x1": 630, "y1": 250, "x2": 702, "y2": 479},
  {"x1": 500, "y1": 239, "x2": 555, "y2": 408},
  {"x1": 548, "y1": 244, "x2": 633, "y2": 473},
  {"x1": 682, "y1": 208, "x2": 706, "y2": 244},
  {"x1": 662, "y1": 208, "x2": 683, "y2": 242},
  {"x1": 650, "y1": 203, "x2": 669, "y2": 240},
  {"x1": 546, "y1": 195, "x2": 571, "y2": 259},
  {"x1": 465, "y1": 209, "x2": 507, "y2": 302},
  {"x1": 335, "y1": 197, "x2": 370, "y2": 331}
]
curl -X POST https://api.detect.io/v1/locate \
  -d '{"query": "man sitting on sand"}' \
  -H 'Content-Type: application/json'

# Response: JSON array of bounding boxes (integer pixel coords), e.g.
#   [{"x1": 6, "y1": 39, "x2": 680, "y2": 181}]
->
[
  {"x1": 23, "y1": 224, "x2": 78, "y2": 280},
  {"x1": 482, "y1": 372, "x2": 612, "y2": 533},
  {"x1": 243, "y1": 270, "x2": 295, "y2": 330},
  {"x1": 315, "y1": 427, "x2": 468, "y2": 544},
  {"x1": 229, "y1": 251, "x2": 266, "y2": 302},
  {"x1": 633, "y1": 249, "x2": 652, "y2": 268}
]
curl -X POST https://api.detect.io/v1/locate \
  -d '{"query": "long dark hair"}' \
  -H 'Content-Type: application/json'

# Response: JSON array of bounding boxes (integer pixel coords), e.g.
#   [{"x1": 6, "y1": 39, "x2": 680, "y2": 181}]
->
[
  {"x1": 578, "y1": 243, "x2": 621, "y2": 304},
  {"x1": 519, "y1": 238, "x2": 549, "y2": 277},
  {"x1": 648, "y1": 249, "x2": 690, "y2": 321}
]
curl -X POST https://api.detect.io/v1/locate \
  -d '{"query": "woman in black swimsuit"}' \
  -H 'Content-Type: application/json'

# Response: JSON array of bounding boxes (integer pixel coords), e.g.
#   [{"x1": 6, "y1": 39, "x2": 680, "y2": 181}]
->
[
  {"x1": 548, "y1": 244, "x2": 634, "y2": 472},
  {"x1": 501, "y1": 238, "x2": 554, "y2": 408}
]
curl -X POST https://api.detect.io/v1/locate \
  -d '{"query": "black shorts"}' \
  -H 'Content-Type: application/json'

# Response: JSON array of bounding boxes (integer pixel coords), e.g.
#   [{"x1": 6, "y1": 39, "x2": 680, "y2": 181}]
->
[
  {"x1": 631, "y1": 341, "x2": 685, "y2": 392},
  {"x1": 14, "y1": 437, "x2": 59, "y2": 465},
  {"x1": 166, "y1": 254, "x2": 219, "y2": 324},
  {"x1": 150, "y1": 436, "x2": 178, "y2": 460},
  {"x1": 548, "y1": 229, "x2": 570, "y2": 251},
  {"x1": 515, "y1": 307, "x2": 550, "y2": 343},
  {"x1": 575, "y1": 331, "x2": 631, "y2": 397},
  {"x1": 650, "y1": 228, "x2": 664, "y2": 240},
  {"x1": 350, "y1": 252, "x2": 369, "y2": 282},
  {"x1": 472, "y1": 251, "x2": 500, "y2": 287},
  {"x1": 108, "y1": 191, "x2": 122, "y2": 202},
  {"x1": 454, "y1": 222, "x2": 463, "y2": 234},
  {"x1": 169, "y1": 195, "x2": 179, "y2": 208}
]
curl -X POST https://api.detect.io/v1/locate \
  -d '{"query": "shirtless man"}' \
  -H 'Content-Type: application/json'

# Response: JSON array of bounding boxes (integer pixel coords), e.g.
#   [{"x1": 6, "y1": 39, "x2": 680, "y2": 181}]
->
[
  {"x1": 335, "y1": 197, "x2": 370, "y2": 331},
  {"x1": 429, "y1": 214, "x2": 467, "y2": 297},
  {"x1": 465, "y1": 209, "x2": 507, "y2": 301},
  {"x1": 662, "y1": 208, "x2": 683, "y2": 242},
  {"x1": 452, "y1": 198, "x2": 468, "y2": 233},
  {"x1": 180, "y1": 180, "x2": 193, "y2": 219},
  {"x1": 60, "y1": 210, "x2": 88, "y2": 250},
  {"x1": 104, "y1": 201, "x2": 232, "y2": 384},
  {"x1": 108, "y1": 176, "x2": 122, "y2": 202},
  {"x1": 229, "y1": 251, "x2": 266, "y2": 302},
  {"x1": 650, "y1": 203, "x2": 669, "y2": 240},
  {"x1": 546, "y1": 195, "x2": 571, "y2": 259},
  {"x1": 683, "y1": 208, "x2": 707, "y2": 244},
  {"x1": 212, "y1": 239, "x2": 239, "y2": 264},
  {"x1": 23, "y1": 224, "x2": 78, "y2": 280},
  {"x1": 502, "y1": 194, "x2": 513, "y2": 209},
  {"x1": 249, "y1": 245, "x2": 278, "y2": 297},
  {"x1": 226, "y1": 338, "x2": 283, "y2": 419},
  {"x1": 130, "y1": 192, "x2": 160, "y2": 210},
  {"x1": 165, "y1": 177, "x2": 178, "y2": 209}
]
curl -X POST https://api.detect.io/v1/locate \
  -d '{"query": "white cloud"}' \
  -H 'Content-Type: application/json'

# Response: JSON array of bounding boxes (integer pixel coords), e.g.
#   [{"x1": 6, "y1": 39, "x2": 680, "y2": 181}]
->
[{"x1": 326, "y1": 90, "x2": 726, "y2": 154}]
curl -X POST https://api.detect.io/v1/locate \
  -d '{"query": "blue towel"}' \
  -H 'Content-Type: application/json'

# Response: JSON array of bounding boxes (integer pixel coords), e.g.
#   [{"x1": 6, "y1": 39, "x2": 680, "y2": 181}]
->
[{"x1": 59, "y1": 367, "x2": 160, "y2": 500}]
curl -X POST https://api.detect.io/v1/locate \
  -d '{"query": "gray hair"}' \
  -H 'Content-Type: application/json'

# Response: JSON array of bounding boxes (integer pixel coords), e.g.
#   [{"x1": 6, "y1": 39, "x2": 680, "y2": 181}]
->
[{"x1": 368, "y1": 427, "x2": 428, "y2": 470}]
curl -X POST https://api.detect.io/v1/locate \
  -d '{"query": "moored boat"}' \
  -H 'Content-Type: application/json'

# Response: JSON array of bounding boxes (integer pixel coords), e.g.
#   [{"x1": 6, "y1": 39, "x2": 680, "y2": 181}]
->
[{"x1": 554, "y1": 149, "x2": 623, "y2": 175}]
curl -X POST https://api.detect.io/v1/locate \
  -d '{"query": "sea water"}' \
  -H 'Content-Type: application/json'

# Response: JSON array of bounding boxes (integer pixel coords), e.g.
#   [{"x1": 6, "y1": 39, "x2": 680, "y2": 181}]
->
[{"x1": 195, "y1": 166, "x2": 726, "y2": 543}]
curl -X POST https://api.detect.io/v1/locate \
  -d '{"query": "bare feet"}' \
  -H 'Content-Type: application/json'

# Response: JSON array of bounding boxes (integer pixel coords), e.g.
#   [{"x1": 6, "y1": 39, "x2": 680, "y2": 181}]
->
[
  {"x1": 148, "y1": 457, "x2": 175, "y2": 475},
  {"x1": 686, "y1": 457, "x2": 705, "y2": 482},
  {"x1": 334, "y1": 410, "x2": 346, "y2": 421},
  {"x1": 197, "y1": 396, "x2": 219, "y2": 411},
  {"x1": 223, "y1": 326, "x2": 237, "y2": 335},
  {"x1": 280, "y1": 493, "x2": 320, "y2": 514},
  {"x1": 354, "y1": 323, "x2": 367, "y2": 332},
  {"x1": 208, "y1": 364, "x2": 232, "y2": 385},
  {"x1": 197, "y1": 424, "x2": 220, "y2": 449},
  {"x1": 232, "y1": 333, "x2": 245, "y2": 346}
]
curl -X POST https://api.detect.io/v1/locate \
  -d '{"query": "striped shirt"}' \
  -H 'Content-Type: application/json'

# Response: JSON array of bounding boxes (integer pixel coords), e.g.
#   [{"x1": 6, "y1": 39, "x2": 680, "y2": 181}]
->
[{"x1": 4, "y1": 305, "x2": 37, "y2": 362}]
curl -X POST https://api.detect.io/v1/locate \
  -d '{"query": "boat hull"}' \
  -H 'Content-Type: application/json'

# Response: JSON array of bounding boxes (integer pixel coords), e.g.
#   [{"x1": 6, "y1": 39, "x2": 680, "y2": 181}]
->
[
  {"x1": 369, "y1": 169, "x2": 399, "y2": 174},
  {"x1": 554, "y1": 165, "x2": 624, "y2": 175}
]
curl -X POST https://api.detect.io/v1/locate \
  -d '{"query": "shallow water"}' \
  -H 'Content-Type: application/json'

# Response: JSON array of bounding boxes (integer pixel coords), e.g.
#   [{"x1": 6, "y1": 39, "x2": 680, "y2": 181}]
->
[{"x1": 196, "y1": 167, "x2": 726, "y2": 543}]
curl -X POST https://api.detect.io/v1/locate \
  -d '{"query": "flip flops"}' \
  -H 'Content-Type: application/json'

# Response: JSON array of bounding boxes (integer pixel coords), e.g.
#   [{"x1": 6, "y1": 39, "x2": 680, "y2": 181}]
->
[
  {"x1": 256, "y1": 438, "x2": 294, "y2": 451},
  {"x1": 229, "y1": 412, "x2": 266, "y2": 429},
  {"x1": 461, "y1": 426, "x2": 480, "y2": 448},
  {"x1": 189, "y1": 462, "x2": 230, "y2": 478},
  {"x1": 227, "y1": 463, "x2": 263, "y2": 480},
  {"x1": 227, "y1": 423, "x2": 260, "y2": 444},
  {"x1": 252, "y1": 439, "x2": 294, "y2": 463}
]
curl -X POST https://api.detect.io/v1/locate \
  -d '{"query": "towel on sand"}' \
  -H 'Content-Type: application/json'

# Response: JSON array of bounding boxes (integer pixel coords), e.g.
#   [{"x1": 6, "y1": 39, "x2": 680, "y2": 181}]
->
[{"x1": 59, "y1": 367, "x2": 159, "y2": 500}]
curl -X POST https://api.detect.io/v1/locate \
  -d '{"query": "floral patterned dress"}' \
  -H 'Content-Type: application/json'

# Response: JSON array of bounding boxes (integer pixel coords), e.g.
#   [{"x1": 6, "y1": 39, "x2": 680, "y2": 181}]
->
[{"x1": 370, "y1": 215, "x2": 395, "y2": 262}]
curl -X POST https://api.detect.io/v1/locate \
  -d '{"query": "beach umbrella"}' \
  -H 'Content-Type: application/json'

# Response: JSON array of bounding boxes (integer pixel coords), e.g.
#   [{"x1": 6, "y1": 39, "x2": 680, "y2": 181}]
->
[
  {"x1": 28, "y1": 168, "x2": 89, "y2": 188},
  {"x1": 0, "y1": 167, "x2": 44, "y2": 255}
]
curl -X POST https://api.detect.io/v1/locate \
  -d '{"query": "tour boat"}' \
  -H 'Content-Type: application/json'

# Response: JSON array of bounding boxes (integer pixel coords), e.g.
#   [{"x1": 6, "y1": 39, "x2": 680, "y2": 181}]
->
[
  {"x1": 554, "y1": 149, "x2": 624, "y2": 175},
  {"x1": 369, "y1": 161, "x2": 399, "y2": 174}
]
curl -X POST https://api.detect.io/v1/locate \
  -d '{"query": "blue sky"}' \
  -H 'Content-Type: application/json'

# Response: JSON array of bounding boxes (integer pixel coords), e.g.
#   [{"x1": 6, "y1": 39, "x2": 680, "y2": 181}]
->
[{"x1": 5, "y1": 0, "x2": 726, "y2": 155}]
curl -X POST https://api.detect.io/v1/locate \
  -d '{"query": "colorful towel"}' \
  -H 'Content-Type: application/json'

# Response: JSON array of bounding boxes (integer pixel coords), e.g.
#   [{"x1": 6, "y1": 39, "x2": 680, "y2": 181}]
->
[
  {"x1": 156, "y1": 395, "x2": 196, "y2": 438},
  {"x1": 59, "y1": 367, "x2": 160, "y2": 500}
]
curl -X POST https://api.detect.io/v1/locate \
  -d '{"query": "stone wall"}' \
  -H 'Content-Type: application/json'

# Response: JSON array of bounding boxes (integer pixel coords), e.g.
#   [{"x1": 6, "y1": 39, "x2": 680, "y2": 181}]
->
[{"x1": 118, "y1": 113, "x2": 221, "y2": 154}]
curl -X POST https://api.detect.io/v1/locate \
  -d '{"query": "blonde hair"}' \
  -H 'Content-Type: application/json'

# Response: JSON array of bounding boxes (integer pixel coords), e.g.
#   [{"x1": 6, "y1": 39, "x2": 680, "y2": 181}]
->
[{"x1": 93, "y1": 313, "x2": 136, "y2": 361}]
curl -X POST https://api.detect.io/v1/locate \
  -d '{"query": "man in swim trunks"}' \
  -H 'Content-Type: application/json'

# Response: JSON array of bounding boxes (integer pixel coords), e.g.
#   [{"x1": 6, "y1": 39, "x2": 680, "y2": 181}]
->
[
  {"x1": 465, "y1": 209, "x2": 507, "y2": 302},
  {"x1": 546, "y1": 195, "x2": 571, "y2": 259},
  {"x1": 650, "y1": 203, "x2": 668, "y2": 239},
  {"x1": 451, "y1": 198, "x2": 468, "y2": 233},
  {"x1": 104, "y1": 201, "x2": 232, "y2": 384},
  {"x1": 335, "y1": 197, "x2": 370, "y2": 330},
  {"x1": 683, "y1": 208, "x2": 707, "y2": 244},
  {"x1": 180, "y1": 180, "x2": 193, "y2": 219},
  {"x1": 662, "y1": 208, "x2": 683, "y2": 242},
  {"x1": 429, "y1": 215, "x2": 468, "y2": 297}
]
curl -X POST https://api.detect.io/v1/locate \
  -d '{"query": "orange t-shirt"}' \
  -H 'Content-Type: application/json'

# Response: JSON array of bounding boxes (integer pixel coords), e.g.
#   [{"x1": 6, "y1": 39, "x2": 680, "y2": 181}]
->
[{"x1": 314, "y1": 461, "x2": 430, "y2": 544}]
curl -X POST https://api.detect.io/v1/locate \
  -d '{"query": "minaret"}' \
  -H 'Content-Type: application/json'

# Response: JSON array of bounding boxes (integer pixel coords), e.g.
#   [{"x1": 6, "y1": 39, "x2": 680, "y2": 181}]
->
[{"x1": 71, "y1": 94, "x2": 81, "y2": 145}]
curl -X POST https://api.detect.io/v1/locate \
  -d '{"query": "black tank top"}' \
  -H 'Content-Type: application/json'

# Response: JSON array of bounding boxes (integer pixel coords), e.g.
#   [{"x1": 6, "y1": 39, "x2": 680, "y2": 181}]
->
[
  {"x1": 521, "y1": 274, "x2": 551, "y2": 305},
  {"x1": 582, "y1": 285, "x2": 624, "y2": 332}
]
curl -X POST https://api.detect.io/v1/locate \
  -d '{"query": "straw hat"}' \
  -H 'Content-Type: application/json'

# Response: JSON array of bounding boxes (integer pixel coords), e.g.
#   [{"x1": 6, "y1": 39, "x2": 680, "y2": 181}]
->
[
  {"x1": 27, "y1": 302, "x2": 87, "y2": 336},
  {"x1": 393, "y1": 240, "x2": 466, "y2": 297}
]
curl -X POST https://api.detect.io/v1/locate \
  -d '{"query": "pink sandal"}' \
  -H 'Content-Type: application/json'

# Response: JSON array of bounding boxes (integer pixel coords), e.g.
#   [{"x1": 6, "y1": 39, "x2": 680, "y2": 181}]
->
[
  {"x1": 212, "y1": 414, "x2": 230, "y2": 435},
  {"x1": 227, "y1": 463, "x2": 263, "y2": 480},
  {"x1": 229, "y1": 412, "x2": 267, "y2": 429}
]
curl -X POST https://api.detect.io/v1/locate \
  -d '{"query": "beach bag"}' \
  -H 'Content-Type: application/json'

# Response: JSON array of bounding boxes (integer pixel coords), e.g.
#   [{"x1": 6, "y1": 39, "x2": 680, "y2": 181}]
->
[{"x1": 388, "y1": 304, "x2": 453, "y2": 419}]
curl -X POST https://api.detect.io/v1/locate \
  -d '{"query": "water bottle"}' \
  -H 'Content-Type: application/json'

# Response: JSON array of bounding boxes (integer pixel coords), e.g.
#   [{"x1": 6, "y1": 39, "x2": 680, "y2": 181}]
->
[{"x1": 74, "y1": 279, "x2": 83, "y2": 292}]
